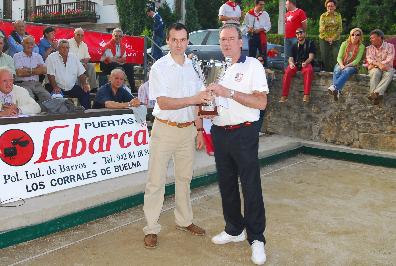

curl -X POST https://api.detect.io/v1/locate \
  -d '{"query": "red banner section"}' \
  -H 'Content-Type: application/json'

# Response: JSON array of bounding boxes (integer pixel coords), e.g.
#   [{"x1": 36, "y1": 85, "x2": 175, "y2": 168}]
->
[{"x1": 0, "y1": 20, "x2": 144, "y2": 64}]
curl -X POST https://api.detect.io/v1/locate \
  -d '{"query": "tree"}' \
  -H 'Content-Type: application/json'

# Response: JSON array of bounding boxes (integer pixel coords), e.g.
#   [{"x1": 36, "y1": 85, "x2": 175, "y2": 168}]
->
[
  {"x1": 194, "y1": 0, "x2": 223, "y2": 29},
  {"x1": 353, "y1": 0, "x2": 396, "y2": 34},
  {"x1": 116, "y1": 0, "x2": 149, "y2": 36},
  {"x1": 157, "y1": 1, "x2": 180, "y2": 28},
  {"x1": 185, "y1": 0, "x2": 201, "y2": 32}
]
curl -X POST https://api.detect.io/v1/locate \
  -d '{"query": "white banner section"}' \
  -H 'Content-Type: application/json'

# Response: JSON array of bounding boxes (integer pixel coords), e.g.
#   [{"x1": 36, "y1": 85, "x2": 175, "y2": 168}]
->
[{"x1": 0, "y1": 114, "x2": 149, "y2": 203}]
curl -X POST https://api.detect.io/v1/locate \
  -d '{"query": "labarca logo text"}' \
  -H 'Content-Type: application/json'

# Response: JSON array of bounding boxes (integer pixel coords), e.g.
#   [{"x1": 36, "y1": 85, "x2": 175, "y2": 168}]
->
[{"x1": 35, "y1": 124, "x2": 148, "y2": 163}]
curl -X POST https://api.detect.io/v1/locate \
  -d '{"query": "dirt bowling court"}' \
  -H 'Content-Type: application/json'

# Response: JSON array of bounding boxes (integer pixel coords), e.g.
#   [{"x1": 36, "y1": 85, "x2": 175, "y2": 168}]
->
[{"x1": 1, "y1": 154, "x2": 396, "y2": 266}]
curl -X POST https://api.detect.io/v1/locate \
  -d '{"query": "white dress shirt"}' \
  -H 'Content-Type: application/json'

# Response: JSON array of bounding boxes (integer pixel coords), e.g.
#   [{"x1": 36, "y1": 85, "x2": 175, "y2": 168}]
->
[
  {"x1": 46, "y1": 52, "x2": 86, "y2": 91},
  {"x1": 149, "y1": 52, "x2": 203, "y2": 123},
  {"x1": 243, "y1": 10, "x2": 271, "y2": 32},
  {"x1": 68, "y1": 38, "x2": 91, "y2": 60},
  {"x1": 219, "y1": 3, "x2": 242, "y2": 25},
  {"x1": 213, "y1": 56, "x2": 269, "y2": 126}
]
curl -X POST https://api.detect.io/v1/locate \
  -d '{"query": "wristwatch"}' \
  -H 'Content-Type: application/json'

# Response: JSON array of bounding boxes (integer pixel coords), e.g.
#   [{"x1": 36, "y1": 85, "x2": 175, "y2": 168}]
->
[
  {"x1": 128, "y1": 102, "x2": 132, "y2": 107},
  {"x1": 229, "y1": 89, "x2": 235, "y2": 99}
]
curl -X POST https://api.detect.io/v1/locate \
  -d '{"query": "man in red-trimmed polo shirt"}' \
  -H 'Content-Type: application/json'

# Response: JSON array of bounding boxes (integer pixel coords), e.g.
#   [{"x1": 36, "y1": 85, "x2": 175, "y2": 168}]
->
[{"x1": 284, "y1": 0, "x2": 307, "y2": 66}]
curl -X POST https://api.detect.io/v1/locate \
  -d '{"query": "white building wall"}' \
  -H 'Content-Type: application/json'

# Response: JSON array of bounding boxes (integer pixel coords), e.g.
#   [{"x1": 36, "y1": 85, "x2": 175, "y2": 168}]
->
[
  {"x1": 11, "y1": 0, "x2": 24, "y2": 20},
  {"x1": 96, "y1": 4, "x2": 119, "y2": 24}
]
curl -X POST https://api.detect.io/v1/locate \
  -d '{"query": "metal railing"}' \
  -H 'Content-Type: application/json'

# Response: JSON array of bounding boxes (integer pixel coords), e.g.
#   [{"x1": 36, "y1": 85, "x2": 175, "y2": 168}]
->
[
  {"x1": 143, "y1": 36, "x2": 165, "y2": 81},
  {"x1": 27, "y1": 0, "x2": 98, "y2": 22}
]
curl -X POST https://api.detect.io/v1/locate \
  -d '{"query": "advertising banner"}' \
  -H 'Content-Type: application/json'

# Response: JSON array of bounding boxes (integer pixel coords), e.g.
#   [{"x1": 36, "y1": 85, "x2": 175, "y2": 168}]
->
[
  {"x1": 0, "y1": 114, "x2": 149, "y2": 203},
  {"x1": 0, "y1": 20, "x2": 145, "y2": 64}
]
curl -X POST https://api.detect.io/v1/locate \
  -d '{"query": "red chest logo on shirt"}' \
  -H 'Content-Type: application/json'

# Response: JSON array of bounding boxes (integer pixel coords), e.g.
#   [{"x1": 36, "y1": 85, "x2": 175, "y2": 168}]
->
[{"x1": 234, "y1": 73, "x2": 244, "y2": 82}]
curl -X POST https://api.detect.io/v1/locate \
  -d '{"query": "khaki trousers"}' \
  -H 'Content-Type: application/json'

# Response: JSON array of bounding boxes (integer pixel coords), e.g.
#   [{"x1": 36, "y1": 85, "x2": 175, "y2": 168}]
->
[
  {"x1": 143, "y1": 120, "x2": 196, "y2": 235},
  {"x1": 19, "y1": 80, "x2": 51, "y2": 103},
  {"x1": 369, "y1": 68, "x2": 395, "y2": 95},
  {"x1": 86, "y1": 63, "x2": 98, "y2": 89}
]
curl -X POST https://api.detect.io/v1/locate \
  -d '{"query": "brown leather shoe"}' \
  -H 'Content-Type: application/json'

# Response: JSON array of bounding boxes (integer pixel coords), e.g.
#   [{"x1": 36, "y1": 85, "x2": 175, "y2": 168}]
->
[
  {"x1": 144, "y1": 234, "x2": 158, "y2": 249},
  {"x1": 373, "y1": 95, "x2": 383, "y2": 105},
  {"x1": 367, "y1": 92, "x2": 379, "y2": 101},
  {"x1": 333, "y1": 90, "x2": 339, "y2": 101},
  {"x1": 303, "y1": 94, "x2": 310, "y2": 103},
  {"x1": 279, "y1": 96, "x2": 288, "y2": 103},
  {"x1": 176, "y1": 223, "x2": 206, "y2": 236}
]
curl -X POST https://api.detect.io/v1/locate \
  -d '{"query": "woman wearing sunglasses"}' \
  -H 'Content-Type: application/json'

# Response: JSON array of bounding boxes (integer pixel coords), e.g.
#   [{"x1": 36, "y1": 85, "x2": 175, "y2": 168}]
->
[{"x1": 328, "y1": 28, "x2": 365, "y2": 101}]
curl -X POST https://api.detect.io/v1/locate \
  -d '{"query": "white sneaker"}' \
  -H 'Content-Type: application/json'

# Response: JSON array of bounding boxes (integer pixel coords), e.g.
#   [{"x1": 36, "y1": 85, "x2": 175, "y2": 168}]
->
[
  {"x1": 211, "y1": 231, "x2": 246, "y2": 244},
  {"x1": 251, "y1": 240, "x2": 266, "y2": 265},
  {"x1": 327, "y1": 85, "x2": 335, "y2": 94}
]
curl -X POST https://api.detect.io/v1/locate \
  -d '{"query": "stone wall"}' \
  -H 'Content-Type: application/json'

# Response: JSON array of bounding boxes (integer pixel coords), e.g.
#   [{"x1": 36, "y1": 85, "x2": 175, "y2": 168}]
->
[{"x1": 263, "y1": 71, "x2": 396, "y2": 152}]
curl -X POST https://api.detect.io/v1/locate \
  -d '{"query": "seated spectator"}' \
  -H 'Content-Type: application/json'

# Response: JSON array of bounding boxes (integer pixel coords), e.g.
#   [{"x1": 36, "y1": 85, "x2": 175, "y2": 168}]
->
[
  {"x1": 327, "y1": 28, "x2": 365, "y2": 101},
  {"x1": 0, "y1": 37, "x2": 15, "y2": 75},
  {"x1": 0, "y1": 29, "x2": 9, "y2": 53},
  {"x1": 7, "y1": 20, "x2": 39, "y2": 58},
  {"x1": 0, "y1": 67, "x2": 41, "y2": 117},
  {"x1": 93, "y1": 68, "x2": 140, "y2": 109},
  {"x1": 100, "y1": 28, "x2": 136, "y2": 92},
  {"x1": 366, "y1": 29, "x2": 395, "y2": 105},
  {"x1": 68, "y1": 28, "x2": 98, "y2": 90},
  {"x1": 280, "y1": 28, "x2": 315, "y2": 103},
  {"x1": 46, "y1": 40, "x2": 91, "y2": 109},
  {"x1": 137, "y1": 73, "x2": 155, "y2": 109},
  {"x1": 14, "y1": 35, "x2": 50, "y2": 103},
  {"x1": 39, "y1": 27, "x2": 58, "y2": 60}
]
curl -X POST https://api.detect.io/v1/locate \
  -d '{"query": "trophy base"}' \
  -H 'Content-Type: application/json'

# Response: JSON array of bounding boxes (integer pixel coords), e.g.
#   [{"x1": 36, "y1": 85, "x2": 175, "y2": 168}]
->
[{"x1": 198, "y1": 105, "x2": 218, "y2": 116}]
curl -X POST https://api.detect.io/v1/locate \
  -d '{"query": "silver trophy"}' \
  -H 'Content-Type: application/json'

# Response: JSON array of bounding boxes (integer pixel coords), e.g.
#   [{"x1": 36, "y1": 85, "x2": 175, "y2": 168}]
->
[{"x1": 192, "y1": 55, "x2": 232, "y2": 116}]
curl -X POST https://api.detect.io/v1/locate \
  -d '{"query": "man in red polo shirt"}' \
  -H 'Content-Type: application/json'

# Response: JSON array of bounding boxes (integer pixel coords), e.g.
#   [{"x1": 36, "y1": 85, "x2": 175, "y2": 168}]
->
[{"x1": 284, "y1": 0, "x2": 307, "y2": 66}]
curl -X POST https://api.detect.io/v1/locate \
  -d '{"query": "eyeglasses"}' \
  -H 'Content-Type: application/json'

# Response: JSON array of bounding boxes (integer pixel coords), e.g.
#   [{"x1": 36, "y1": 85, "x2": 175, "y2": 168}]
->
[{"x1": 351, "y1": 33, "x2": 361, "y2": 37}]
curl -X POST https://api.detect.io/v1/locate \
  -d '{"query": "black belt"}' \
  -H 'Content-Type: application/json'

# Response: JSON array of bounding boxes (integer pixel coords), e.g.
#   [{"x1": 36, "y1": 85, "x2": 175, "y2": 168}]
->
[{"x1": 216, "y1": 122, "x2": 253, "y2": 131}]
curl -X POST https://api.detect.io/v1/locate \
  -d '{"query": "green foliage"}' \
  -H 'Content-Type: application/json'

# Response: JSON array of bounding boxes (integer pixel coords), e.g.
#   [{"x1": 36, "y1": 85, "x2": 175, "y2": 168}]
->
[
  {"x1": 116, "y1": 0, "x2": 179, "y2": 37},
  {"x1": 353, "y1": 0, "x2": 396, "y2": 34},
  {"x1": 185, "y1": 0, "x2": 201, "y2": 32},
  {"x1": 157, "y1": 1, "x2": 180, "y2": 28},
  {"x1": 306, "y1": 18, "x2": 319, "y2": 35},
  {"x1": 194, "y1": 0, "x2": 223, "y2": 29},
  {"x1": 116, "y1": 0, "x2": 149, "y2": 36}
]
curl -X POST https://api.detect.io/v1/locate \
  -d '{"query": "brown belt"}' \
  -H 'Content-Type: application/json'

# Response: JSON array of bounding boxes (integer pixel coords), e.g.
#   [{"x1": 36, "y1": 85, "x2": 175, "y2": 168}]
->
[{"x1": 156, "y1": 118, "x2": 194, "y2": 128}]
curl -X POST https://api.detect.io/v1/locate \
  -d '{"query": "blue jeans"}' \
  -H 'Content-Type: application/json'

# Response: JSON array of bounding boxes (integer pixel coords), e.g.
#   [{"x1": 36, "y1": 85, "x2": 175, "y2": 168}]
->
[
  {"x1": 284, "y1": 37, "x2": 297, "y2": 67},
  {"x1": 332, "y1": 65, "x2": 357, "y2": 91}
]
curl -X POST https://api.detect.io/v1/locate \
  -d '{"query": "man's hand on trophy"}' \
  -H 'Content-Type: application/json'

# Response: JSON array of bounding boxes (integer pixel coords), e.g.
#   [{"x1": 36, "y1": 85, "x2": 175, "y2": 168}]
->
[
  {"x1": 207, "y1": 83, "x2": 229, "y2": 98},
  {"x1": 195, "y1": 90, "x2": 214, "y2": 104}
]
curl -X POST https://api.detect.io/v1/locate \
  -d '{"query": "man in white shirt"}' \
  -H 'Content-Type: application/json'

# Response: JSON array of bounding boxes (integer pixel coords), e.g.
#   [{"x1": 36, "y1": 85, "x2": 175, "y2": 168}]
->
[
  {"x1": 0, "y1": 67, "x2": 41, "y2": 117},
  {"x1": 208, "y1": 24, "x2": 268, "y2": 265},
  {"x1": 219, "y1": 0, "x2": 242, "y2": 25},
  {"x1": 143, "y1": 23, "x2": 212, "y2": 249},
  {"x1": 244, "y1": 0, "x2": 271, "y2": 66},
  {"x1": 46, "y1": 40, "x2": 91, "y2": 109},
  {"x1": 68, "y1": 28, "x2": 98, "y2": 89}
]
